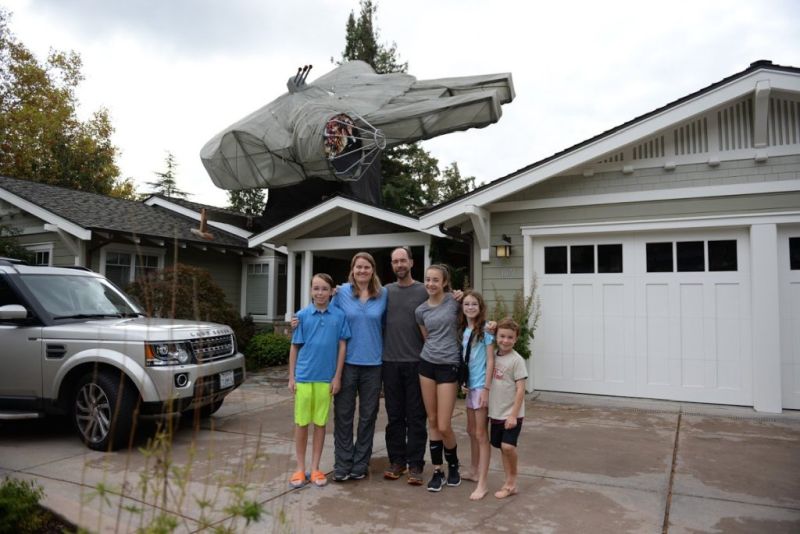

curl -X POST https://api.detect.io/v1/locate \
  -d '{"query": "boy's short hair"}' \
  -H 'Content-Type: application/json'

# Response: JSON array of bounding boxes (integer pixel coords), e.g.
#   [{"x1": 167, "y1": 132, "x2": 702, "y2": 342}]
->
[
  {"x1": 312, "y1": 272, "x2": 335, "y2": 289},
  {"x1": 496, "y1": 317, "x2": 520, "y2": 336}
]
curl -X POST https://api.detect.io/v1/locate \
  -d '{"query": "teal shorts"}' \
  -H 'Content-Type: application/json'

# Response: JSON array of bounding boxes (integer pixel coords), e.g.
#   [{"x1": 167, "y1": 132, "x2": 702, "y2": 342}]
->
[{"x1": 294, "y1": 382, "x2": 332, "y2": 427}]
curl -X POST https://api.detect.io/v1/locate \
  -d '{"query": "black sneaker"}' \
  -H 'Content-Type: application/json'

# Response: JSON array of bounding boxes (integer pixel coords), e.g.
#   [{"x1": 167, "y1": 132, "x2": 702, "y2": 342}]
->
[
  {"x1": 333, "y1": 470, "x2": 350, "y2": 482},
  {"x1": 426, "y1": 469, "x2": 445, "y2": 492},
  {"x1": 447, "y1": 464, "x2": 461, "y2": 487}
]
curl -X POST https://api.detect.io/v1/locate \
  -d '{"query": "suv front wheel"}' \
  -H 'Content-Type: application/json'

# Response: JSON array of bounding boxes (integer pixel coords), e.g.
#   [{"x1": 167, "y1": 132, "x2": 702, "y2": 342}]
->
[{"x1": 73, "y1": 370, "x2": 138, "y2": 451}]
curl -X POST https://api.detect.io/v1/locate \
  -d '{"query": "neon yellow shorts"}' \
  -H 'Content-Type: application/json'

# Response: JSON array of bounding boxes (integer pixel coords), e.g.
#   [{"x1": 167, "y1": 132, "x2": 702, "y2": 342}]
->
[{"x1": 294, "y1": 382, "x2": 332, "y2": 427}]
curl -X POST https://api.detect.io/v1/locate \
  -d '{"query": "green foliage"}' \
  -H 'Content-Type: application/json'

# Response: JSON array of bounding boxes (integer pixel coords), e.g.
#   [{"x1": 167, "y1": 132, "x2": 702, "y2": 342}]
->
[
  {"x1": 339, "y1": 1, "x2": 475, "y2": 214},
  {"x1": 147, "y1": 151, "x2": 187, "y2": 198},
  {"x1": 0, "y1": 477, "x2": 44, "y2": 534},
  {"x1": 245, "y1": 331, "x2": 291, "y2": 369},
  {"x1": 0, "y1": 224, "x2": 34, "y2": 262},
  {"x1": 125, "y1": 263, "x2": 254, "y2": 349},
  {"x1": 491, "y1": 275, "x2": 542, "y2": 360},
  {"x1": 0, "y1": 8, "x2": 125, "y2": 194},
  {"x1": 227, "y1": 188, "x2": 266, "y2": 215}
]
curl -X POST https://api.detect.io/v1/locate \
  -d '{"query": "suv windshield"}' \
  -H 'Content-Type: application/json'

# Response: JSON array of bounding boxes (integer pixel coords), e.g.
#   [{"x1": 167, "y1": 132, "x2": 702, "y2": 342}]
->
[{"x1": 20, "y1": 274, "x2": 143, "y2": 319}]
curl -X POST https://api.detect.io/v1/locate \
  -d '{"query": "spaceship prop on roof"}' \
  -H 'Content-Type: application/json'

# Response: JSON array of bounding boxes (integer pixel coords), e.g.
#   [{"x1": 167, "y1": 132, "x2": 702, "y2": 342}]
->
[{"x1": 200, "y1": 60, "x2": 515, "y2": 192}]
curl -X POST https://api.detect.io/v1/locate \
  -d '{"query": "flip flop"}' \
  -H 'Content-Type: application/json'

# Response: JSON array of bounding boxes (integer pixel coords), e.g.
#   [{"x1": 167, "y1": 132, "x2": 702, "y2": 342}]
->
[{"x1": 494, "y1": 486, "x2": 518, "y2": 499}]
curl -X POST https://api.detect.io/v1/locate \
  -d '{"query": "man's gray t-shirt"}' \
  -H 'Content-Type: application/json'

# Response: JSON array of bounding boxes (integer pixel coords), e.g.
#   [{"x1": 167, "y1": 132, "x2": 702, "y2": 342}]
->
[
  {"x1": 415, "y1": 293, "x2": 461, "y2": 365},
  {"x1": 383, "y1": 281, "x2": 429, "y2": 363}
]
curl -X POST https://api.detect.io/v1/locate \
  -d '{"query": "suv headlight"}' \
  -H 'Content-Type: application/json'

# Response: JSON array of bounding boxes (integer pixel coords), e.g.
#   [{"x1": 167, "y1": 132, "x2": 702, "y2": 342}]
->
[{"x1": 145, "y1": 342, "x2": 193, "y2": 366}]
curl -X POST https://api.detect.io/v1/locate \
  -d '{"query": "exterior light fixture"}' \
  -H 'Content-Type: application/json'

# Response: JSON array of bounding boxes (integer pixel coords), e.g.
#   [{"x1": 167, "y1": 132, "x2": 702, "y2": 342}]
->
[{"x1": 495, "y1": 234, "x2": 512, "y2": 258}]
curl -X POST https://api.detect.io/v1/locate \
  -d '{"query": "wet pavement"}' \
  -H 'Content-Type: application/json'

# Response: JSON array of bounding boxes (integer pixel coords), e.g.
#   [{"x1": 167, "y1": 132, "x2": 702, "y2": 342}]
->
[{"x1": 1, "y1": 370, "x2": 799, "y2": 533}]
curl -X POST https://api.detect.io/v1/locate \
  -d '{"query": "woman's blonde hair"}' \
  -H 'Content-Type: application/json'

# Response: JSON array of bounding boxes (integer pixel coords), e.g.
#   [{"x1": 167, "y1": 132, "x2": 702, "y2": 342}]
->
[{"x1": 348, "y1": 251, "x2": 382, "y2": 298}]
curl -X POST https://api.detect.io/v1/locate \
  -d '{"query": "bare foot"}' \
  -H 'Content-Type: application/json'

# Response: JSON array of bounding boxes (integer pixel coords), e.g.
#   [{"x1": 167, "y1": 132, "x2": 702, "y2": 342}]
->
[
  {"x1": 470, "y1": 487, "x2": 488, "y2": 500},
  {"x1": 494, "y1": 486, "x2": 518, "y2": 499},
  {"x1": 461, "y1": 471, "x2": 479, "y2": 482}
]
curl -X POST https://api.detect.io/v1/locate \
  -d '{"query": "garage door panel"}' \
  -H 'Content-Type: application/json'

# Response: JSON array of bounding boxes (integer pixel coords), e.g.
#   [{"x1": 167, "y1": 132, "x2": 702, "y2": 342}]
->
[{"x1": 534, "y1": 230, "x2": 751, "y2": 406}]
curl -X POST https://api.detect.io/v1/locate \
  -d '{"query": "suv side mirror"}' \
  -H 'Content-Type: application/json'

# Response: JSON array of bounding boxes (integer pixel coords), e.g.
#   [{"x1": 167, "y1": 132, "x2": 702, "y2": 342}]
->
[{"x1": 0, "y1": 304, "x2": 28, "y2": 320}]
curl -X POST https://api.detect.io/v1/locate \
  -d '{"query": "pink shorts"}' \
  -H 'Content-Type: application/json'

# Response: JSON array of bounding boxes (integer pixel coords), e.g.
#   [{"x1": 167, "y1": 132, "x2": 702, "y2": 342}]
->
[{"x1": 465, "y1": 388, "x2": 486, "y2": 410}]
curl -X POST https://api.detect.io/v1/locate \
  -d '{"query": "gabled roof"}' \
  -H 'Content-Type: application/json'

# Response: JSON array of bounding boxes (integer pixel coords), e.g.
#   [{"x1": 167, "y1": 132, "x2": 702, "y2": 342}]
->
[
  {"x1": 419, "y1": 60, "x2": 800, "y2": 228},
  {"x1": 249, "y1": 194, "x2": 444, "y2": 248},
  {"x1": 0, "y1": 176, "x2": 252, "y2": 249}
]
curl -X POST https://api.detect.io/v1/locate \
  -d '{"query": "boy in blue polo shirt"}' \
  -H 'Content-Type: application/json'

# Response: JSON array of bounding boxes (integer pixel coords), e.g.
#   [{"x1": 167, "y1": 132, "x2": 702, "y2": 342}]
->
[{"x1": 288, "y1": 273, "x2": 351, "y2": 488}]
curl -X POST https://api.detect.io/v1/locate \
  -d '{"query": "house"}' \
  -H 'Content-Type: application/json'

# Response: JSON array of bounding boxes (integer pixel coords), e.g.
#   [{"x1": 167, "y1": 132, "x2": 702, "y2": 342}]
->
[
  {"x1": 251, "y1": 60, "x2": 800, "y2": 413},
  {"x1": 0, "y1": 177, "x2": 287, "y2": 322}
]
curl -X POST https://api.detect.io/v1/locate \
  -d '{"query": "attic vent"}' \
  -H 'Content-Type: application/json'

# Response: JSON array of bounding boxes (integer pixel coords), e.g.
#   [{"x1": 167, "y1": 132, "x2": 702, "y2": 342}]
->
[
  {"x1": 717, "y1": 100, "x2": 753, "y2": 151},
  {"x1": 768, "y1": 97, "x2": 800, "y2": 146},
  {"x1": 632, "y1": 135, "x2": 665, "y2": 160},
  {"x1": 597, "y1": 151, "x2": 624, "y2": 164},
  {"x1": 674, "y1": 118, "x2": 708, "y2": 155}
]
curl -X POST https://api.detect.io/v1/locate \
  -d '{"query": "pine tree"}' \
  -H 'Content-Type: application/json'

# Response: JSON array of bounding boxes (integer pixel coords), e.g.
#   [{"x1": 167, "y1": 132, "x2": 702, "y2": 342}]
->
[{"x1": 147, "y1": 152, "x2": 188, "y2": 198}]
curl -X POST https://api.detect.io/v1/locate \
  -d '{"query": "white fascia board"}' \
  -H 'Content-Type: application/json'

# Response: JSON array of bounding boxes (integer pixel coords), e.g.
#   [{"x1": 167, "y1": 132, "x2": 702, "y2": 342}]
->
[
  {"x1": 420, "y1": 69, "x2": 800, "y2": 229},
  {"x1": 521, "y1": 210, "x2": 800, "y2": 236},
  {"x1": 249, "y1": 197, "x2": 442, "y2": 248},
  {"x1": 287, "y1": 232, "x2": 430, "y2": 252},
  {"x1": 0, "y1": 188, "x2": 91, "y2": 240},
  {"x1": 144, "y1": 195, "x2": 274, "y2": 249}
]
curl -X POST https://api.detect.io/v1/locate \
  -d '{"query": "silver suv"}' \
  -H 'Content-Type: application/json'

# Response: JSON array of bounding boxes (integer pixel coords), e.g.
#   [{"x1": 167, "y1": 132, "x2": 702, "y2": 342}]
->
[{"x1": 0, "y1": 258, "x2": 245, "y2": 450}]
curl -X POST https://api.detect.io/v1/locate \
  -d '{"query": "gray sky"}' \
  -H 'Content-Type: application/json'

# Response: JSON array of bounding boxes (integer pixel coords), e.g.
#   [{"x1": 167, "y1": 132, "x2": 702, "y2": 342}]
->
[{"x1": 4, "y1": 0, "x2": 800, "y2": 206}]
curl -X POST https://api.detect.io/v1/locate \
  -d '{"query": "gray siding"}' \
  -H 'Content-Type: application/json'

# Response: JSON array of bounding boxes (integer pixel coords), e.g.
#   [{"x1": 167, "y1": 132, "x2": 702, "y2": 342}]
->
[
  {"x1": 176, "y1": 248, "x2": 243, "y2": 310},
  {"x1": 513, "y1": 154, "x2": 800, "y2": 201}
]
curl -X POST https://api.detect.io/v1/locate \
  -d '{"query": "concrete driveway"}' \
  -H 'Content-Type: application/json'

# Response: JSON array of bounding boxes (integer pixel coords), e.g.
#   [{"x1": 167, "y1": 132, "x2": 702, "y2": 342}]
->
[{"x1": 1, "y1": 370, "x2": 799, "y2": 533}]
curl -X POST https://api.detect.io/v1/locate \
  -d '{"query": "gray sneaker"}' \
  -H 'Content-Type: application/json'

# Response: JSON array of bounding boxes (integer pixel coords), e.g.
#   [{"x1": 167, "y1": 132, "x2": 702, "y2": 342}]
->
[
  {"x1": 407, "y1": 466, "x2": 424, "y2": 486},
  {"x1": 426, "y1": 469, "x2": 445, "y2": 492},
  {"x1": 333, "y1": 470, "x2": 350, "y2": 482}
]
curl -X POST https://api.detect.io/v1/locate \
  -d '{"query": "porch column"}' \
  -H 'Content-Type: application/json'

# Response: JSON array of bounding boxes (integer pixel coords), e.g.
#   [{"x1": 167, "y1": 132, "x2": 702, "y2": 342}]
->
[
  {"x1": 523, "y1": 234, "x2": 535, "y2": 393},
  {"x1": 750, "y1": 223, "x2": 781, "y2": 412},
  {"x1": 267, "y1": 259, "x2": 277, "y2": 320},
  {"x1": 285, "y1": 251, "x2": 296, "y2": 321},
  {"x1": 300, "y1": 250, "x2": 314, "y2": 308},
  {"x1": 423, "y1": 239, "x2": 431, "y2": 271}
]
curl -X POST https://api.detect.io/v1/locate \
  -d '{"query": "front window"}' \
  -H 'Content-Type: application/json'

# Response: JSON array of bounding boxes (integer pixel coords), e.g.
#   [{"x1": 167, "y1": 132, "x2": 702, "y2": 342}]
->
[
  {"x1": 21, "y1": 274, "x2": 142, "y2": 319},
  {"x1": 102, "y1": 248, "x2": 163, "y2": 288}
]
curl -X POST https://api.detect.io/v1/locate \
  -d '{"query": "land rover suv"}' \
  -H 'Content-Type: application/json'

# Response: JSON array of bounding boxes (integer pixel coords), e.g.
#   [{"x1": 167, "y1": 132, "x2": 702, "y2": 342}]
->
[{"x1": 0, "y1": 258, "x2": 245, "y2": 450}]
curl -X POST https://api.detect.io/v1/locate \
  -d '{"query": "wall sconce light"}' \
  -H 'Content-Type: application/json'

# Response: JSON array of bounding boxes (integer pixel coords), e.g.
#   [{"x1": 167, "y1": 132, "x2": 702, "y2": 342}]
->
[{"x1": 495, "y1": 234, "x2": 512, "y2": 258}]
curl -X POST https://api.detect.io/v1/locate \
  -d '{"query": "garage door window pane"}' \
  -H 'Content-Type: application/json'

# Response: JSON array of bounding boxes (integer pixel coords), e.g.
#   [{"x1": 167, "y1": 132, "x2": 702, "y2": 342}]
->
[
  {"x1": 570, "y1": 245, "x2": 594, "y2": 274},
  {"x1": 544, "y1": 246, "x2": 567, "y2": 274},
  {"x1": 790, "y1": 238, "x2": 800, "y2": 270},
  {"x1": 677, "y1": 241, "x2": 704, "y2": 272},
  {"x1": 597, "y1": 244, "x2": 623, "y2": 273},
  {"x1": 708, "y1": 240, "x2": 738, "y2": 271},
  {"x1": 646, "y1": 242, "x2": 673, "y2": 272}
]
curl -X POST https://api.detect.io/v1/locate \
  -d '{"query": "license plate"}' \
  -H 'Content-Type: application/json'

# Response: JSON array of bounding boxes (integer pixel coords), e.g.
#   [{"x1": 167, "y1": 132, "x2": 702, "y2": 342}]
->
[{"x1": 219, "y1": 370, "x2": 235, "y2": 389}]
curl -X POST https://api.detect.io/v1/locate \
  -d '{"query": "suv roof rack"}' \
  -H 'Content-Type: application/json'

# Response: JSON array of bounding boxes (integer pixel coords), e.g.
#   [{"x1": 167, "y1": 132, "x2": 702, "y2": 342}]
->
[
  {"x1": 0, "y1": 257, "x2": 28, "y2": 266},
  {"x1": 60, "y1": 265, "x2": 93, "y2": 272}
]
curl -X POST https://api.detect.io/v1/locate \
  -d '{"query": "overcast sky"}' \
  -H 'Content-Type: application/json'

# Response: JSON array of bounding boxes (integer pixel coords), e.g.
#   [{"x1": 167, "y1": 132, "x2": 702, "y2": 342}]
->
[{"x1": 4, "y1": 0, "x2": 800, "y2": 206}]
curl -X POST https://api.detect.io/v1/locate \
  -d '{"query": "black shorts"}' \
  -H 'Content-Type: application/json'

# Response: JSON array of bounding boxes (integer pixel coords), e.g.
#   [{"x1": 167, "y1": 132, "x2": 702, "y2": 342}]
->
[
  {"x1": 418, "y1": 359, "x2": 459, "y2": 384},
  {"x1": 490, "y1": 418, "x2": 523, "y2": 448}
]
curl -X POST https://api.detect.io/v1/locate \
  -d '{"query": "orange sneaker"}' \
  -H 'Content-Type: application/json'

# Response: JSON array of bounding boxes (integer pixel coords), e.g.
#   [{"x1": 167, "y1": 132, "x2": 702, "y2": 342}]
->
[
  {"x1": 310, "y1": 470, "x2": 327, "y2": 487},
  {"x1": 289, "y1": 470, "x2": 307, "y2": 488}
]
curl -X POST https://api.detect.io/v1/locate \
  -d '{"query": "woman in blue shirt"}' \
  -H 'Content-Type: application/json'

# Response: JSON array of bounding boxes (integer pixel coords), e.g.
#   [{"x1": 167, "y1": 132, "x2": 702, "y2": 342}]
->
[{"x1": 330, "y1": 251, "x2": 388, "y2": 481}]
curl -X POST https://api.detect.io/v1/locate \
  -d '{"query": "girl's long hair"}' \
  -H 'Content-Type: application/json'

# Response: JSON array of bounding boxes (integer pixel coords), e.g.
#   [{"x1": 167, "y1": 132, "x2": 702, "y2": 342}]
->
[
  {"x1": 348, "y1": 251, "x2": 382, "y2": 298},
  {"x1": 458, "y1": 289, "x2": 486, "y2": 344}
]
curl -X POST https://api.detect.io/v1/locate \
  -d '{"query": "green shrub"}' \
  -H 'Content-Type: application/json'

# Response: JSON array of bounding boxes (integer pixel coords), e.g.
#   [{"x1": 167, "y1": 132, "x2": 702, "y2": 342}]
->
[
  {"x1": 491, "y1": 275, "x2": 542, "y2": 360},
  {"x1": 245, "y1": 332, "x2": 291, "y2": 369},
  {"x1": 126, "y1": 263, "x2": 255, "y2": 349},
  {"x1": 0, "y1": 477, "x2": 44, "y2": 534}
]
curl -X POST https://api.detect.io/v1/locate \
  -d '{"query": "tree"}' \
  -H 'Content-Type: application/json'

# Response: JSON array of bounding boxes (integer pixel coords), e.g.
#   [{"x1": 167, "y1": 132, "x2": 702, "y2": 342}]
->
[
  {"x1": 227, "y1": 188, "x2": 266, "y2": 215},
  {"x1": 109, "y1": 176, "x2": 138, "y2": 200},
  {"x1": 0, "y1": 8, "x2": 123, "y2": 194},
  {"x1": 0, "y1": 224, "x2": 34, "y2": 262},
  {"x1": 147, "y1": 151, "x2": 188, "y2": 198},
  {"x1": 339, "y1": 0, "x2": 474, "y2": 214}
]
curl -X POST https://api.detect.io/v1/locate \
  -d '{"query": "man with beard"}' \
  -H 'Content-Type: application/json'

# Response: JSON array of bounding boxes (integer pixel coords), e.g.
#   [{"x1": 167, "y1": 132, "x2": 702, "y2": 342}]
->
[{"x1": 381, "y1": 246, "x2": 430, "y2": 485}]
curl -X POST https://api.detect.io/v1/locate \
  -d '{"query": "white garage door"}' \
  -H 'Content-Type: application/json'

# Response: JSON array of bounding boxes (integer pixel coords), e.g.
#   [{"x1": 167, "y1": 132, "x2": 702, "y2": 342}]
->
[
  {"x1": 532, "y1": 229, "x2": 752, "y2": 405},
  {"x1": 779, "y1": 226, "x2": 800, "y2": 409}
]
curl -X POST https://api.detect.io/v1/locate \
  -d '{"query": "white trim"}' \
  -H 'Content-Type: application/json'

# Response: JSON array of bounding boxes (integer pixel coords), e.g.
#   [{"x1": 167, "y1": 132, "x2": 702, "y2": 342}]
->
[
  {"x1": 490, "y1": 180, "x2": 800, "y2": 213},
  {"x1": 287, "y1": 232, "x2": 431, "y2": 252},
  {"x1": 521, "y1": 211, "x2": 800, "y2": 236},
  {"x1": 240, "y1": 256, "x2": 284, "y2": 321},
  {"x1": 0, "y1": 188, "x2": 91, "y2": 240},
  {"x1": 249, "y1": 196, "x2": 444, "y2": 248},
  {"x1": 420, "y1": 68, "x2": 800, "y2": 228},
  {"x1": 43, "y1": 224, "x2": 81, "y2": 257}
]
